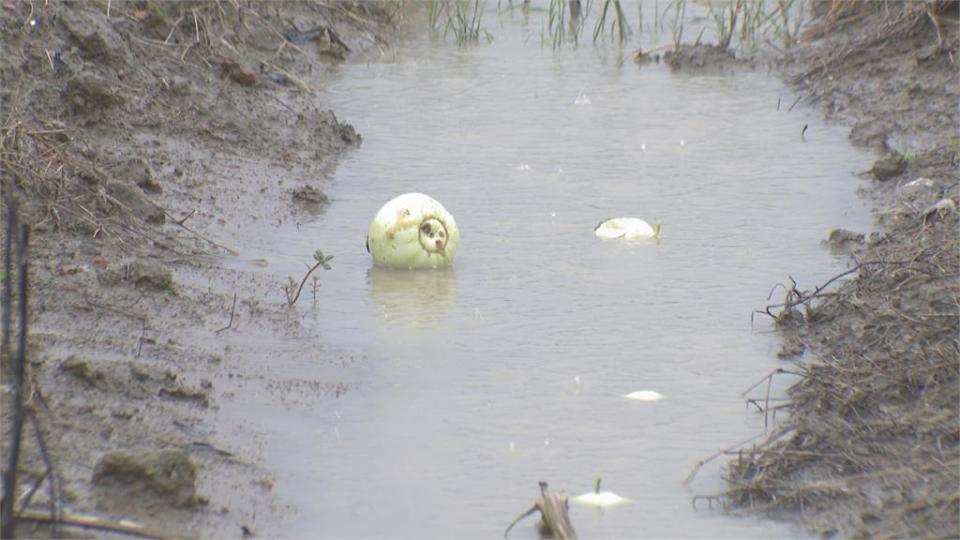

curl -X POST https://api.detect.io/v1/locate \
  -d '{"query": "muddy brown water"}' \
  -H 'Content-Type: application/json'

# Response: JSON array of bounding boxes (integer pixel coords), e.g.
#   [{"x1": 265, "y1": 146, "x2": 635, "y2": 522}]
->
[{"x1": 216, "y1": 12, "x2": 875, "y2": 540}]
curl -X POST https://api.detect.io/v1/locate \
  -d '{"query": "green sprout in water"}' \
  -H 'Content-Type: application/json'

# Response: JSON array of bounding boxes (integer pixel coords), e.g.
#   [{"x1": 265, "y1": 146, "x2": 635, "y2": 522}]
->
[{"x1": 285, "y1": 250, "x2": 333, "y2": 308}]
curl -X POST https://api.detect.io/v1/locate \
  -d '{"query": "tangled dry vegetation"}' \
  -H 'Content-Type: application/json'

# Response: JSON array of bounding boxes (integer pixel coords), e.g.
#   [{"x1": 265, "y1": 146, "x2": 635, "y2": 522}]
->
[
  {"x1": 717, "y1": 1, "x2": 960, "y2": 537},
  {"x1": 728, "y1": 211, "x2": 959, "y2": 537}
]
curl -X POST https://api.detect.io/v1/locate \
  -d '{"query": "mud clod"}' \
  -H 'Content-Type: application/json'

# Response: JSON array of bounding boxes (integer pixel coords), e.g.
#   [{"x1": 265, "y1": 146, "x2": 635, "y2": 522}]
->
[
  {"x1": 101, "y1": 260, "x2": 175, "y2": 291},
  {"x1": 292, "y1": 185, "x2": 330, "y2": 206},
  {"x1": 60, "y1": 9, "x2": 127, "y2": 67},
  {"x1": 159, "y1": 385, "x2": 210, "y2": 407},
  {"x1": 106, "y1": 180, "x2": 166, "y2": 224},
  {"x1": 870, "y1": 152, "x2": 907, "y2": 181},
  {"x1": 93, "y1": 449, "x2": 198, "y2": 508},
  {"x1": 664, "y1": 44, "x2": 742, "y2": 72},
  {"x1": 302, "y1": 109, "x2": 362, "y2": 149},
  {"x1": 221, "y1": 57, "x2": 258, "y2": 86},
  {"x1": 826, "y1": 228, "x2": 864, "y2": 248},
  {"x1": 65, "y1": 75, "x2": 123, "y2": 114},
  {"x1": 61, "y1": 356, "x2": 108, "y2": 389},
  {"x1": 113, "y1": 157, "x2": 163, "y2": 194},
  {"x1": 848, "y1": 119, "x2": 895, "y2": 149}
]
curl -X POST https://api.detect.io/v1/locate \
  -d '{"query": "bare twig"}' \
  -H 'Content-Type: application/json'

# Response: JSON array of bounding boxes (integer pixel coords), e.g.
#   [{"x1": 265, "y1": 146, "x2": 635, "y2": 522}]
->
[
  {"x1": 1, "y1": 209, "x2": 29, "y2": 539},
  {"x1": 2, "y1": 198, "x2": 15, "y2": 362},
  {"x1": 161, "y1": 208, "x2": 239, "y2": 256},
  {"x1": 787, "y1": 94, "x2": 802, "y2": 111},
  {"x1": 16, "y1": 510, "x2": 190, "y2": 539},
  {"x1": 15, "y1": 469, "x2": 49, "y2": 518},
  {"x1": 174, "y1": 209, "x2": 197, "y2": 226},
  {"x1": 684, "y1": 429, "x2": 791, "y2": 486},
  {"x1": 215, "y1": 292, "x2": 238, "y2": 333},
  {"x1": 23, "y1": 408, "x2": 63, "y2": 526}
]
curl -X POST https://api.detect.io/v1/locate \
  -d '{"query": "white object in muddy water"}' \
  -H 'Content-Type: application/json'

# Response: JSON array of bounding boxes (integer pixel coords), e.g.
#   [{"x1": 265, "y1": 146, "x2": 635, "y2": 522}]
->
[
  {"x1": 594, "y1": 218, "x2": 661, "y2": 240},
  {"x1": 574, "y1": 477, "x2": 628, "y2": 507},
  {"x1": 922, "y1": 197, "x2": 958, "y2": 220},
  {"x1": 902, "y1": 177, "x2": 935, "y2": 190},
  {"x1": 366, "y1": 193, "x2": 460, "y2": 269},
  {"x1": 574, "y1": 90, "x2": 591, "y2": 105},
  {"x1": 623, "y1": 390, "x2": 664, "y2": 401}
]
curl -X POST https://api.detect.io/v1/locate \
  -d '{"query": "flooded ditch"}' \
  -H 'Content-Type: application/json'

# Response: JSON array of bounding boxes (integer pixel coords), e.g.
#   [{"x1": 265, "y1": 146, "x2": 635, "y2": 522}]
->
[{"x1": 215, "y1": 7, "x2": 875, "y2": 539}]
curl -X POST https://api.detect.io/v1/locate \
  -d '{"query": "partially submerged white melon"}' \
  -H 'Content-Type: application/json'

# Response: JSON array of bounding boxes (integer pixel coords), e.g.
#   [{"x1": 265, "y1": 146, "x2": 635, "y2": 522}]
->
[
  {"x1": 367, "y1": 193, "x2": 460, "y2": 269},
  {"x1": 573, "y1": 477, "x2": 629, "y2": 507},
  {"x1": 594, "y1": 217, "x2": 661, "y2": 240},
  {"x1": 624, "y1": 390, "x2": 665, "y2": 401},
  {"x1": 574, "y1": 491, "x2": 629, "y2": 507}
]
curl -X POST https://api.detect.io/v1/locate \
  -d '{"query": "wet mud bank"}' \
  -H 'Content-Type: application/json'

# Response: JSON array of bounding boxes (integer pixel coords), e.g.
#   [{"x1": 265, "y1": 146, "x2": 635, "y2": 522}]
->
[
  {"x1": 1, "y1": 1, "x2": 391, "y2": 537},
  {"x1": 721, "y1": 2, "x2": 959, "y2": 537}
]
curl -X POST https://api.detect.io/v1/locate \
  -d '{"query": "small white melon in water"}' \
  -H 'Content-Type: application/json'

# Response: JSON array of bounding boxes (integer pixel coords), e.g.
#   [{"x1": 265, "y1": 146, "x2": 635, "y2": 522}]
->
[
  {"x1": 574, "y1": 478, "x2": 628, "y2": 507},
  {"x1": 575, "y1": 491, "x2": 629, "y2": 507},
  {"x1": 594, "y1": 218, "x2": 661, "y2": 240},
  {"x1": 366, "y1": 193, "x2": 460, "y2": 269},
  {"x1": 624, "y1": 390, "x2": 664, "y2": 401}
]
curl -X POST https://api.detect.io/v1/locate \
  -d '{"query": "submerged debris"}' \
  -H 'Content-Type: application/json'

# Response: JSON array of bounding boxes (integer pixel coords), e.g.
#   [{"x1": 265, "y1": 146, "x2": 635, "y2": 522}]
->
[{"x1": 505, "y1": 482, "x2": 577, "y2": 540}]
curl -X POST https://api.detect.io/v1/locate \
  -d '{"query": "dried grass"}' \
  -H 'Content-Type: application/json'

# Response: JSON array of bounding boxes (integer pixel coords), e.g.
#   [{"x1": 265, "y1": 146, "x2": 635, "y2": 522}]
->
[
  {"x1": 721, "y1": 202, "x2": 959, "y2": 536},
  {"x1": 721, "y1": 161, "x2": 959, "y2": 537},
  {"x1": 711, "y1": 8, "x2": 960, "y2": 533}
]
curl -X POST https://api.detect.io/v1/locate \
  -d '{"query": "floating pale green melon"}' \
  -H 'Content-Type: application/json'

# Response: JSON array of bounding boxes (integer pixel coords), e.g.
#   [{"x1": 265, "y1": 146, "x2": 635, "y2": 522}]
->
[
  {"x1": 366, "y1": 193, "x2": 460, "y2": 269},
  {"x1": 594, "y1": 217, "x2": 661, "y2": 240}
]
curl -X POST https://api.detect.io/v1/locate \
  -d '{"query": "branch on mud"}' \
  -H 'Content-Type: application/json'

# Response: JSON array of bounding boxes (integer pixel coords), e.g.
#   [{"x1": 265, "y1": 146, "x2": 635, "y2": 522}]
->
[
  {"x1": 21, "y1": 408, "x2": 65, "y2": 528},
  {"x1": 16, "y1": 510, "x2": 191, "y2": 540},
  {"x1": 1, "y1": 199, "x2": 30, "y2": 539},
  {"x1": 215, "y1": 292, "x2": 238, "y2": 333},
  {"x1": 159, "y1": 206, "x2": 239, "y2": 256}
]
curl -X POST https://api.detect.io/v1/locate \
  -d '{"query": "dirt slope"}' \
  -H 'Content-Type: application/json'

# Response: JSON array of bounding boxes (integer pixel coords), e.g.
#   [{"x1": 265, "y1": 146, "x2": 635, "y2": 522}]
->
[{"x1": 1, "y1": 1, "x2": 391, "y2": 537}]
